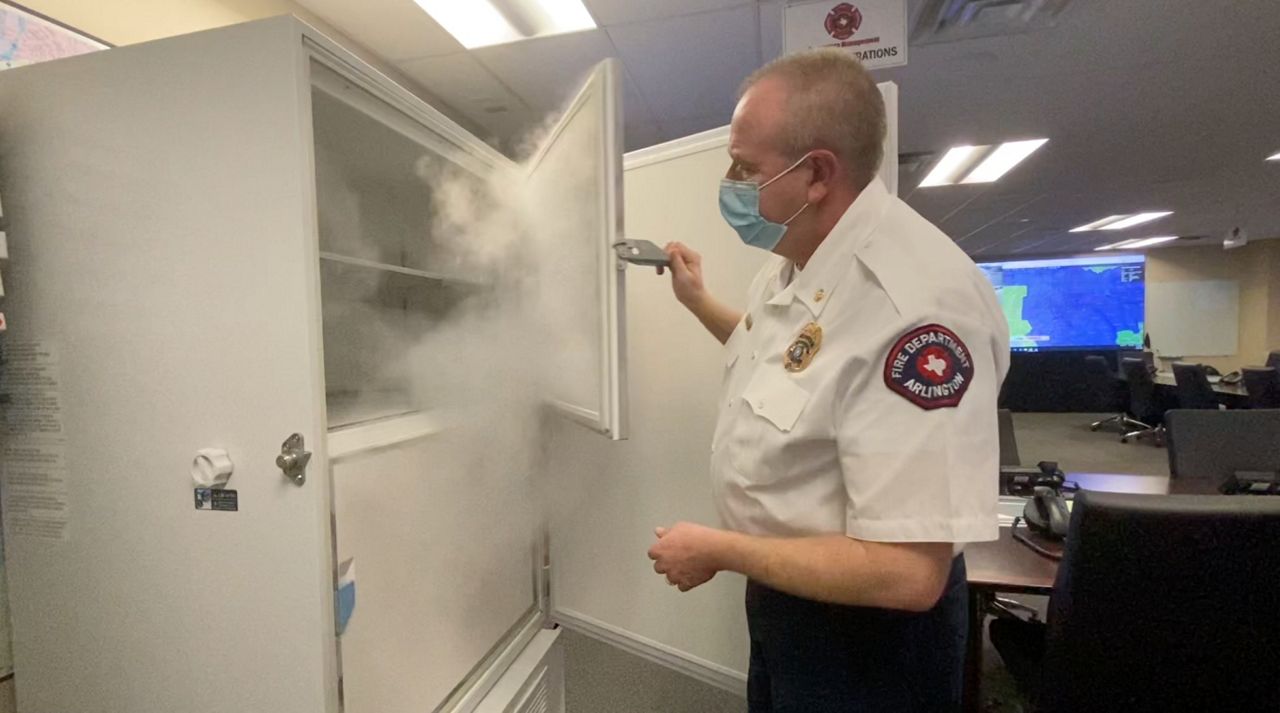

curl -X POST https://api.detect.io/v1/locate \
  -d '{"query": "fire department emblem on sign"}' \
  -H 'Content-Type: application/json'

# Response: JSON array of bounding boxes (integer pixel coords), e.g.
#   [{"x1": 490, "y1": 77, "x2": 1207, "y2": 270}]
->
[
  {"x1": 825, "y1": 3, "x2": 863, "y2": 41},
  {"x1": 883, "y1": 324, "x2": 974, "y2": 410}
]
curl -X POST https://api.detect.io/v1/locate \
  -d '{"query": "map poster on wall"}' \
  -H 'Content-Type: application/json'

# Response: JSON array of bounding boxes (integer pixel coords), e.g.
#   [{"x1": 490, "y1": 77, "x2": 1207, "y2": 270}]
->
[{"x1": 1, "y1": 1, "x2": 109, "y2": 71}]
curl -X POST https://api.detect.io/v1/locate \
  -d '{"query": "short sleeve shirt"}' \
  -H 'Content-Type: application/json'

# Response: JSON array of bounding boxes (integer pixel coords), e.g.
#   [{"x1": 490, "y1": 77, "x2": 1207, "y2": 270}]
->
[{"x1": 709, "y1": 178, "x2": 1011, "y2": 543}]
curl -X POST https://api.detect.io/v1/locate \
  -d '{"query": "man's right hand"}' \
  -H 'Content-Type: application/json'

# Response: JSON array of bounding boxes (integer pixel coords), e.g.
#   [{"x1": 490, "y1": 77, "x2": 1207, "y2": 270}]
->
[
  {"x1": 665, "y1": 242, "x2": 706, "y2": 308},
  {"x1": 662, "y1": 241, "x2": 743, "y2": 345}
]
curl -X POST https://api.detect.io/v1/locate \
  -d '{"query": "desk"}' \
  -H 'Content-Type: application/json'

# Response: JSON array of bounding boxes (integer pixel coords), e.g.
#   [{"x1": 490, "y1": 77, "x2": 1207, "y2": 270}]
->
[
  {"x1": 1153, "y1": 371, "x2": 1249, "y2": 399},
  {"x1": 962, "y1": 473, "x2": 1214, "y2": 712}
]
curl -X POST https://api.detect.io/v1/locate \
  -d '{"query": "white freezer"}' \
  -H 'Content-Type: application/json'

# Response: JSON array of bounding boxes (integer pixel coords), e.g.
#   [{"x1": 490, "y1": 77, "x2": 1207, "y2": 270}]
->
[
  {"x1": 0, "y1": 15, "x2": 900, "y2": 712},
  {"x1": 0, "y1": 16, "x2": 623, "y2": 713}
]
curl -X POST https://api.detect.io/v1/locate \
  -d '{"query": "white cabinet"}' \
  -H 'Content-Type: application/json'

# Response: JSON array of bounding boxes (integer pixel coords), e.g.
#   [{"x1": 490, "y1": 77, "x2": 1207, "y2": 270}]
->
[{"x1": 0, "y1": 17, "x2": 619, "y2": 713}]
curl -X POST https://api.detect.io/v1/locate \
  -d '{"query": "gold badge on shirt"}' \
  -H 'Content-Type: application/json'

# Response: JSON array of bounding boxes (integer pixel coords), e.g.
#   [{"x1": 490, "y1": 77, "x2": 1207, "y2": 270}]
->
[{"x1": 784, "y1": 322, "x2": 823, "y2": 372}]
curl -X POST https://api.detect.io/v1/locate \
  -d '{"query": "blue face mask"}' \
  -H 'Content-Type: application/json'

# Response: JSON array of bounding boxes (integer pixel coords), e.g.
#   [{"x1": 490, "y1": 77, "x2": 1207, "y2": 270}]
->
[{"x1": 719, "y1": 154, "x2": 812, "y2": 251}]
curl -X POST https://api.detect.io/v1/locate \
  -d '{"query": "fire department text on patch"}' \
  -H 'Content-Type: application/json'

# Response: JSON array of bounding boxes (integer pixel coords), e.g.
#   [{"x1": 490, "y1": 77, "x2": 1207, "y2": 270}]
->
[{"x1": 883, "y1": 324, "x2": 974, "y2": 410}]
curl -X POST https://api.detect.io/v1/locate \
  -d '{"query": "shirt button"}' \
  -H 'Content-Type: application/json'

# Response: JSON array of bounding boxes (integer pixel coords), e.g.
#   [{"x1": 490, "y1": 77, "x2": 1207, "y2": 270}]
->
[{"x1": 751, "y1": 350, "x2": 758, "y2": 360}]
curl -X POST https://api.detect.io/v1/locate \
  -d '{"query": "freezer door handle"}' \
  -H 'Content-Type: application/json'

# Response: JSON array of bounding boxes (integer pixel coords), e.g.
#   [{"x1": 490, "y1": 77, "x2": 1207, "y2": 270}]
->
[{"x1": 276, "y1": 433, "x2": 311, "y2": 486}]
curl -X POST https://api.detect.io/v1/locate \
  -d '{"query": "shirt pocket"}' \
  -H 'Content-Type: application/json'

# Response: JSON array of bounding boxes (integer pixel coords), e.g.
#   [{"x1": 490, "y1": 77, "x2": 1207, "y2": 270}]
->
[{"x1": 729, "y1": 371, "x2": 811, "y2": 480}]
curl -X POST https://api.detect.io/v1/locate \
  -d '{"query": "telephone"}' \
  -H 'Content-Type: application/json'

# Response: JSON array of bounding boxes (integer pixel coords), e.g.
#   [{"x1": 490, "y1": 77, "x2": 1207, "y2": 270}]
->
[
  {"x1": 1220, "y1": 471, "x2": 1280, "y2": 495},
  {"x1": 1220, "y1": 371, "x2": 1243, "y2": 385},
  {"x1": 1023, "y1": 486, "x2": 1071, "y2": 540},
  {"x1": 1202, "y1": 364, "x2": 1222, "y2": 377},
  {"x1": 1000, "y1": 460, "x2": 1066, "y2": 497}
]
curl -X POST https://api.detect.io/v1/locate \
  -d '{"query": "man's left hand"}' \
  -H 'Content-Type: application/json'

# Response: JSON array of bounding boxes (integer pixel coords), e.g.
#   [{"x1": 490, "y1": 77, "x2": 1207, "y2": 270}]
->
[{"x1": 647, "y1": 522, "x2": 729, "y2": 592}]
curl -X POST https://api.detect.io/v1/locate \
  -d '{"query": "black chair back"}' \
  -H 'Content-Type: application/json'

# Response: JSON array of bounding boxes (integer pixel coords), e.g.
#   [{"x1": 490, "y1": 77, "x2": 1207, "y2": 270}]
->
[
  {"x1": 1171, "y1": 362, "x2": 1219, "y2": 410},
  {"x1": 1120, "y1": 357, "x2": 1160, "y2": 423},
  {"x1": 1038, "y1": 491, "x2": 1280, "y2": 713},
  {"x1": 1267, "y1": 350, "x2": 1280, "y2": 370},
  {"x1": 1243, "y1": 367, "x2": 1280, "y2": 409},
  {"x1": 1140, "y1": 350, "x2": 1157, "y2": 373},
  {"x1": 1165, "y1": 409, "x2": 1280, "y2": 480},
  {"x1": 997, "y1": 408, "x2": 1020, "y2": 466},
  {"x1": 1082, "y1": 355, "x2": 1124, "y2": 412}
]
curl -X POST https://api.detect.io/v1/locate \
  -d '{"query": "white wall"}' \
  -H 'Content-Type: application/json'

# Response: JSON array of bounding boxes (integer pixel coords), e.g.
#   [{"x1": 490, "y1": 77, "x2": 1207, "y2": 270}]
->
[{"x1": 1145, "y1": 240, "x2": 1280, "y2": 371}]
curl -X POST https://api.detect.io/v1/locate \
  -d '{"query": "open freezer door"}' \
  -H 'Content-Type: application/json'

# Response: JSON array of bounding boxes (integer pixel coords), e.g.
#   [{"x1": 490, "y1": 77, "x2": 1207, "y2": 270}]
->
[{"x1": 526, "y1": 59, "x2": 628, "y2": 440}]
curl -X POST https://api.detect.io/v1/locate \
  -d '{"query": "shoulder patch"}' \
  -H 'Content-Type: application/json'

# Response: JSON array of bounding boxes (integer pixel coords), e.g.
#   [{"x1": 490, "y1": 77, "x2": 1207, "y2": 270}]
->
[{"x1": 883, "y1": 324, "x2": 974, "y2": 410}]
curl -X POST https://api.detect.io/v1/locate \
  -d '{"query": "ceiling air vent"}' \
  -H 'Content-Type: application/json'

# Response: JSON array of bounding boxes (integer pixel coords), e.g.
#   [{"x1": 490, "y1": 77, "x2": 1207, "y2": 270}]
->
[{"x1": 911, "y1": 0, "x2": 1075, "y2": 45}]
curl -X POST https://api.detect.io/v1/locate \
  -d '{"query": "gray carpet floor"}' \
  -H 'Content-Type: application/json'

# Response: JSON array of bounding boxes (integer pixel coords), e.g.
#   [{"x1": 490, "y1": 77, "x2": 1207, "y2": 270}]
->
[
  {"x1": 1009, "y1": 412, "x2": 1169, "y2": 476},
  {"x1": 562, "y1": 412, "x2": 1171, "y2": 713}
]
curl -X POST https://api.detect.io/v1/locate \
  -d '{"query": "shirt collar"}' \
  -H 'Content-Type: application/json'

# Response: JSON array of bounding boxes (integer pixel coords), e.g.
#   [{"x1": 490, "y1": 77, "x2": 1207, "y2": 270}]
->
[{"x1": 765, "y1": 177, "x2": 892, "y2": 317}]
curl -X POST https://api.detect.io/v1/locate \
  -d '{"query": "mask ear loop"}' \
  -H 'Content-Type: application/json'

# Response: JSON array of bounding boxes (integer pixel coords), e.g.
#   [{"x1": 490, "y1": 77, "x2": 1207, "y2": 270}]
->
[
  {"x1": 759, "y1": 153, "x2": 813, "y2": 190},
  {"x1": 763, "y1": 153, "x2": 813, "y2": 226},
  {"x1": 782, "y1": 202, "x2": 809, "y2": 225}
]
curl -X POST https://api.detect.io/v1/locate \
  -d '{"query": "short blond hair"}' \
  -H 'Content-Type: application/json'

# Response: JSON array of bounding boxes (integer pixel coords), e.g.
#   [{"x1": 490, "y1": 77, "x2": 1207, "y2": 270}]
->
[{"x1": 741, "y1": 50, "x2": 886, "y2": 188}]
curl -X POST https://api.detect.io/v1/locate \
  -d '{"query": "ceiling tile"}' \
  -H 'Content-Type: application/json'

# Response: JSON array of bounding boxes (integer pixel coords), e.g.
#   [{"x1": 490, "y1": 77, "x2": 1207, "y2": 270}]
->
[
  {"x1": 472, "y1": 30, "x2": 620, "y2": 112},
  {"x1": 758, "y1": 1, "x2": 785, "y2": 65},
  {"x1": 662, "y1": 114, "x2": 727, "y2": 143},
  {"x1": 296, "y1": 0, "x2": 463, "y2": 62},
  {"x1": 396, "y1": 53, "x2": 534, "y2": 144},
  {"x1": 624, "y1": 121, "x2": 665, "y2": 152},
  {"x1": 606, "y1": 4, "x2": 759, "y2": 123},
  {"x1": 584, "y1": 0, "x2": 752, "y2": 27}
]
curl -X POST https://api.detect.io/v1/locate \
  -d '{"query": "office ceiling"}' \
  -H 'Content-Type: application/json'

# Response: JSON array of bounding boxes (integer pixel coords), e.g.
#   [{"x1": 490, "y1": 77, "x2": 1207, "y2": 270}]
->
[{"x1": 293, "y1": 0, "x2": 1280, "y2": 258}]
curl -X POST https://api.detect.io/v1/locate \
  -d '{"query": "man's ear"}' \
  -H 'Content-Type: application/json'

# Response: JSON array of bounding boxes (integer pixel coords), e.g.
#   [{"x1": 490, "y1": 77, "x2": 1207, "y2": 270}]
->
[{"x1": 806, "y1": 150, "x2": 840, "y2": 204}]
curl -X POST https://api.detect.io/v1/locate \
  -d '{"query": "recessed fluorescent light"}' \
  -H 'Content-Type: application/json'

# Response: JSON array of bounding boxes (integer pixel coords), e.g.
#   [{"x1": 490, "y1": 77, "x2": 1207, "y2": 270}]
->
[
  {"x1": 417, "y1": 0, "x2": 597, "y2": 49},
  {"x1": 415, "y1": 0, "x2": 520, "y2": 48},
  {"x1": 1099, "y1": 211, "x2": 1172, "y2": 231},
  {"x1": 525, "y1": 0, "x2": 597, "y2": 34},
  {"x1": 960, "y1": 139, "x2": 1048, "y2": 184},
  {"x1": 1071, "y1": 215, "x2": 1127, "y2": 232},
  {"x1": 1268, "y1": 151, "x2": 1280, "y2": 161},
  {"x1": 1071, "y1": 211, "x2": 1172, "y2": 232},
  {"x1": 1125, "y1": 236, "x2": 1178, "y2": 248},
  {"x1": 919, "y1": 145, "x2": 981, "y2": 187},
  {"x1": 1094, "y1": 236, "x2": 1178, "y2": 251}
]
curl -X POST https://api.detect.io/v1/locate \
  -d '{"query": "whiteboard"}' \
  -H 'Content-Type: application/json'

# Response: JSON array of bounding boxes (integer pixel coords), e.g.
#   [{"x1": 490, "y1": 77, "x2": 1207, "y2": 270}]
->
[{"x1": 1146, "y1": 280, "x2": 1239, "y2": 357}]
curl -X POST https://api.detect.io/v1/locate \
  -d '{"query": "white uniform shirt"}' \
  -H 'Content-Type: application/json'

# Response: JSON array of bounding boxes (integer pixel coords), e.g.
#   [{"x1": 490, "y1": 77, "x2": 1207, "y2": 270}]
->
[{"x1": 710, "y1": 177, "x2": 1010, "y2": 543}]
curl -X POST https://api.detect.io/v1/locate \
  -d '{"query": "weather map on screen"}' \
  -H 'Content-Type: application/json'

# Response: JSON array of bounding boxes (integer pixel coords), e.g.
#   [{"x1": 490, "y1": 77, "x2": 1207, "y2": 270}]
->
[{"x1": 978, "y1": 255, "x2": 1145, "y2": 351}]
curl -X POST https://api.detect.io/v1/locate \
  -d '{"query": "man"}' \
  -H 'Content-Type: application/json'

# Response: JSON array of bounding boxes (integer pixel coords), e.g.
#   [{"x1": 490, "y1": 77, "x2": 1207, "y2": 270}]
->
[{"x1": 646, "y1": 49, "x2": 1010, "y2": 712}]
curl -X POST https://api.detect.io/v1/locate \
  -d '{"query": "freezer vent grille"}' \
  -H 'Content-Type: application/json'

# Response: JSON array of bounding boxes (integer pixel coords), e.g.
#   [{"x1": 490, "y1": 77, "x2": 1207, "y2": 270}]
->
[{"x1": 515, "y1": 667, "x2": 551, "y2": 713}]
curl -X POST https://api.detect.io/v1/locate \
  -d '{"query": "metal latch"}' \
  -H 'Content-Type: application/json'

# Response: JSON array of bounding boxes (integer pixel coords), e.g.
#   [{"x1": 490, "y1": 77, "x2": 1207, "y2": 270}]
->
[{"x1": 276, "y1": 433, "x2": 311, "y2": 486}]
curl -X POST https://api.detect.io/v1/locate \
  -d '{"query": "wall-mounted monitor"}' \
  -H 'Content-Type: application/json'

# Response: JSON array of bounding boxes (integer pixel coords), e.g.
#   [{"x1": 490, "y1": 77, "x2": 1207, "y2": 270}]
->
[{"x1": 978, "y1": 255, "x2": 1145, "y2": 351}]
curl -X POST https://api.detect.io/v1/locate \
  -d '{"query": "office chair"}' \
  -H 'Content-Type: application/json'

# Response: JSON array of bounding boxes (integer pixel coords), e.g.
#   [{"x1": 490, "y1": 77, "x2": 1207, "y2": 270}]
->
[
  {"x1": 1082, "y1": 355, "x2": 1134, "y2": 432},
  {"x1": 1034, "y1": 491, "x2": 1280, "y2": 713},
  {"x1": 1165, "y1": 408, "x2": 1280, "y2": 480},
  {"x1": 1119, "y1": 358, "x2": 1163, "y2": 444},
  {"x1": 1171, "y1": 362, "x2": 1220, "y2": 410},
  {"x1": 997, "y1": 408, "x2": 1021, "y2": 466},
  {"x1": 1267, "y1": 350, "x2": 1280, "y2": 370},
  {"x1": 1243, "y1": 367, "x2": 1280, "y2": 409},
  {"x1": 1140, "y1": 350, "x2": 1157, "y2": 374}
]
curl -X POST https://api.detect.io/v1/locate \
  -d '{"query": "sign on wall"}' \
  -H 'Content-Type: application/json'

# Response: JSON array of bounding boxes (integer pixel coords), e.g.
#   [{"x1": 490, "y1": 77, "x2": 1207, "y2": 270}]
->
[{"x1": 783, "y1": 0, "x2": 908, "y2": 70}]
